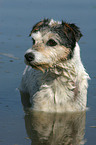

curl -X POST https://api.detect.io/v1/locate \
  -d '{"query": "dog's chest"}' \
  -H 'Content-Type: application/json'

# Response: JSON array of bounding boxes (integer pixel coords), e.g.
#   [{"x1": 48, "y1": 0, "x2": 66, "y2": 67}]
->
[{"x1": 33, "y1": 72, "x2": 76, "y2": 105}]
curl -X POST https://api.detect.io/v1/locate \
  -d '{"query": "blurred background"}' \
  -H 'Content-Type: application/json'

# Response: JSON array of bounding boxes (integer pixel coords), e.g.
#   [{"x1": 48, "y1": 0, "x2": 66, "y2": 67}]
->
[{"x1": 0, "y1": 0, "x2": 96, "y2": 144}]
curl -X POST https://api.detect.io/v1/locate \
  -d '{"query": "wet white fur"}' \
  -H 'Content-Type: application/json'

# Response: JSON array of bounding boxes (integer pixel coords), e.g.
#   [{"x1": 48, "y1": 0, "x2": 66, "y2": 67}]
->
[
  {"x1": 31, "y1": 31, "x2": 42, "y2": 41},
  {"x1": 49, "y1": 19, "x2": 62, "y2": 25},
  {"x1": 20, "y1": 42, "x2": 89, "y2": 112}
]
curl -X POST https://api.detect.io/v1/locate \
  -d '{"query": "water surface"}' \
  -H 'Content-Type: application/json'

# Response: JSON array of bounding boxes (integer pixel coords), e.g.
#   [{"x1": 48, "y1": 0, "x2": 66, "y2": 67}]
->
[{"x1": 0, "y1": 0, "x2": 96, "y2": 144}]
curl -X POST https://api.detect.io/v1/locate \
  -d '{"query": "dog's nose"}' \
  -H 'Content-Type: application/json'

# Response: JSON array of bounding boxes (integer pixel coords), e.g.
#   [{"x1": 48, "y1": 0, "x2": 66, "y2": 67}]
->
[{"x1": 25, "y1": 53, "x2": 35, "y2": 62}]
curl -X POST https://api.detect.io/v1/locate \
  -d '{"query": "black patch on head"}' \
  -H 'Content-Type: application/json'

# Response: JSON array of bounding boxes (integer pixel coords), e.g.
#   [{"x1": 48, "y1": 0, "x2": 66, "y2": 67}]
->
[
  {"x1": 29, "y1": 19, "x2": 82, "y2": 59},
  {"x1": 51, "y1": 25, "x2": 75, "y2": 49},
  {"x1": 50, "y1": 21, "x2": 82, "y2": 58},
  {"x1": 51, "y1": 22, "x2": 82, "y2": 49},
  {"x1": 29, "y1": 19, "x2": 50, "y2": 36}
]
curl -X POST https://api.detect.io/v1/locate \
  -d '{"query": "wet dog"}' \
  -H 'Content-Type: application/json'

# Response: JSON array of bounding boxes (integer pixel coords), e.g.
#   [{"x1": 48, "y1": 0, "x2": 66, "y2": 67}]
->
[{"x1": 20, "y1": 19, "x2": 89, "y2": 112}]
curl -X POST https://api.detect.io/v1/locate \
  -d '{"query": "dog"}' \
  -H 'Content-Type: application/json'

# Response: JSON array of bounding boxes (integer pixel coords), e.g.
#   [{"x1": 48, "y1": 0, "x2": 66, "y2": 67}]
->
[{"x1": 20, "y1": 19, "x2": 90, "y2": 112}]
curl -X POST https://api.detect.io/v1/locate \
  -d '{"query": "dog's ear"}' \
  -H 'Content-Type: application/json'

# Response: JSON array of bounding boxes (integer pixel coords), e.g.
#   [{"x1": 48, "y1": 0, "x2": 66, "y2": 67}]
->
[
  {"x1": 62, "y1": 22, "x2": 83, "y2": 42},
  {"x1": 68, "y1": 23, "x2": 83, "y2": 41}
]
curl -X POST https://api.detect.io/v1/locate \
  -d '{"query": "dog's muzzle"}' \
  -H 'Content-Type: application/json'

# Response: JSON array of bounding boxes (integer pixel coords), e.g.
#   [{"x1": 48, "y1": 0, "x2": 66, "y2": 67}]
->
[{"x1": 25, "y1": 52, "x2": 35, "y2": 62}]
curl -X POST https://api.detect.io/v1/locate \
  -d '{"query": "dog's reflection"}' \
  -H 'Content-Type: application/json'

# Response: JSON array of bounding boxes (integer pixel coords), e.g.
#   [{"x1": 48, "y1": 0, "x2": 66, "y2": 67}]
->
[{"x1": 24, "y1": 111, "x2": 86, "y2": 145}]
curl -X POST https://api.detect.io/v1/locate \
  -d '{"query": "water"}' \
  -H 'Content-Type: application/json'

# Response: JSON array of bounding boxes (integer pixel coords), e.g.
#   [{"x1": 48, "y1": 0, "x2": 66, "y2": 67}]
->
[{"x1": 0, "y1": 0, "x2": 96, "y2": 144}]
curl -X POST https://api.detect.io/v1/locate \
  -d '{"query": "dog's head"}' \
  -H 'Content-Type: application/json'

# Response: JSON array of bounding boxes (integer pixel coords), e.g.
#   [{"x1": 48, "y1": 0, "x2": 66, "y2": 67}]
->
[{"x1": 24, "y1": 19, "x2": 82, "y2": 72}]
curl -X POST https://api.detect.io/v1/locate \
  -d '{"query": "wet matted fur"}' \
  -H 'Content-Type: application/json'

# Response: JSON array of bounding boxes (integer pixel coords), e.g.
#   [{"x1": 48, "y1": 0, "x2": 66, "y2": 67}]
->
[{"x1": 20, "y1": 19, "x2": 90, "y2": 112}]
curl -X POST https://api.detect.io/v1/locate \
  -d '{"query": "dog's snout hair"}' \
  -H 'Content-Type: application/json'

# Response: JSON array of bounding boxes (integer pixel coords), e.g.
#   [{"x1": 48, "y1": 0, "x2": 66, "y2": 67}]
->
[{"x1": 20, "y1": 19, "x2": 90, "y2": 112}]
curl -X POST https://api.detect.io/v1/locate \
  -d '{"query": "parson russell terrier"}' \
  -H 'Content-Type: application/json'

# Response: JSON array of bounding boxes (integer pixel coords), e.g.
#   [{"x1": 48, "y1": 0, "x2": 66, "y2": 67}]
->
[{"x1": 20, "y1": 19, "x2": 90, "y2": 112}]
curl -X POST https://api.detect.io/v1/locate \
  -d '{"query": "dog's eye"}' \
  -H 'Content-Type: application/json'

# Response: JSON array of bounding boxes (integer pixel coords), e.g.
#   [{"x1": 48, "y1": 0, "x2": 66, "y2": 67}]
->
[
  {"x1": 32, "y1": 38, "x2": 35, "y2": 45},
  {"x1": 46, "y1": 39, "x2": 57, "y2": 46}
]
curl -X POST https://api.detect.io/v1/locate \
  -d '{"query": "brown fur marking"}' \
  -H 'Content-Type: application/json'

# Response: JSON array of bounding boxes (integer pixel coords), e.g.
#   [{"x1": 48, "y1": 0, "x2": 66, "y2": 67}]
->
[{"x1": 32, "y1": 21, "x2": 44, "y2": 33}]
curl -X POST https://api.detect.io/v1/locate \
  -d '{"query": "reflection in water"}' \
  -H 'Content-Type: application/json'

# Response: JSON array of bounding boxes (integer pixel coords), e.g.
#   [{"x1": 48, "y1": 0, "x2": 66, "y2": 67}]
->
[{"x1": 24, "y1": 111, "x2": 86, "y2": 145}]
